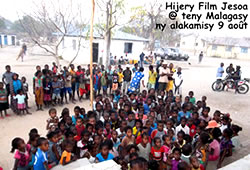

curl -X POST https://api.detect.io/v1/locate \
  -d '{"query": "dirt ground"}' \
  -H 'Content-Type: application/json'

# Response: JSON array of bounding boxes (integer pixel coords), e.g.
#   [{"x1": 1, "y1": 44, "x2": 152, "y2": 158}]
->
[{"x1": 0, "y1": 46, "x2": 250, "y2": 169}]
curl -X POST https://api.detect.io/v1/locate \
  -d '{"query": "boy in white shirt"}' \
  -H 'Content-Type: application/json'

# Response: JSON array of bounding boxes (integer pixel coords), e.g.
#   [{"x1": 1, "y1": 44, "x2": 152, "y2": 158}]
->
[
  {"x1": 173, "y1": 67, "x2": 183, "y2": 96},
  {"x1": 176, "y1": 117, "x2": 190, "y2": 136}
]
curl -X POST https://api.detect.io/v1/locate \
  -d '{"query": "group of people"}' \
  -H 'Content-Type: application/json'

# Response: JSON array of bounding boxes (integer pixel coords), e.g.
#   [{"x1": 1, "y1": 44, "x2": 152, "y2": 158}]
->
[
  {"x1": 1, "y1": 61, "x2": 243, "y2": 170},
  {"x1": 7, "y1": 65, "x2": 242, "y2": 170},
  {"x1": 1, "y1": 59, "x2": 184, "y2": 119},
  {"x1": 0, "y1": 63, "x2": 93, "y2": 117}
]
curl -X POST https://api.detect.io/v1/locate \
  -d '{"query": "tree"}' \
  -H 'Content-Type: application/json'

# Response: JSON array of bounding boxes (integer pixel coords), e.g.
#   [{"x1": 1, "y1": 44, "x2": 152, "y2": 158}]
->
[
  {"x1": 0, "y1": 18, "x2": 6, "y2": 30},
  {"x1": 17, "y1": 0, "x2": 86, "y2": 69},
  {"x1": 96, "y1": 0, "x2": 125, "y2": 67},
  {"x1": 121, "y1": 0, "x2": 180, "y2": 50}
]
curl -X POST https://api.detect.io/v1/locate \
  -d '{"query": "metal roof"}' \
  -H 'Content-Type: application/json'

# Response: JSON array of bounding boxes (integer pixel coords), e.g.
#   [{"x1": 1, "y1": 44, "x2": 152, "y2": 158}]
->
[
  {"x1": 207, "y1": 37, "x2": 250, "y2": 48},
  {"x1": 54, "y1": 30, "x2": 149, "y2": 42}
]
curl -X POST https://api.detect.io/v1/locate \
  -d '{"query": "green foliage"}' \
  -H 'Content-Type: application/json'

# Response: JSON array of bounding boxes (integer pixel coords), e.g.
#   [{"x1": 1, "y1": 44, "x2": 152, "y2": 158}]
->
[
  {"x1": 121, "y1": 3, "x2": 180, "y2": 49},
  {"x1": 0, "y1": 18, "x2": 6, "y2": 30}
]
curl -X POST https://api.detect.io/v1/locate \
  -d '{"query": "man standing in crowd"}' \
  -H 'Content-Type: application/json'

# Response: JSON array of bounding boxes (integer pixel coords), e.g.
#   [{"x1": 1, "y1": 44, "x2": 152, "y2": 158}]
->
[
  {"x1": 123, "y1": 65, "x2": 132, "y2": 94},
  {"x1": 106, "y1": 65, "x2": 113, "y2": 94},
  {"x1": 2, "y1": 65, "x2": 14, "y2": 96},
  {"x1": 158, "y1": 61, "x2": 170, "y2": 92},
  {"x1": 199, "y1": 51, "x2": 204, "y2": 63},
  {"x1": 139, "y1": 52, "x2": 145, "y2": 68},
  {"x1": 148, "y1": 65, "x2": 157, "y2": 90},
  {"x1": 132, "y1": 63, "x2": 139, "y2": 74},
  {"x1": 216, "y1": 63, "x2": 224, "y2": 80}
]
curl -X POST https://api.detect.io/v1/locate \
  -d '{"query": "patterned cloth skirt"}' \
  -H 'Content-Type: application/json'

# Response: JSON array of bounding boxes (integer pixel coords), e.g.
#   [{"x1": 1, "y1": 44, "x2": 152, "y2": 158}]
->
[{"x1": 17, "y1": 103, "x2": 26, "y2": 110}]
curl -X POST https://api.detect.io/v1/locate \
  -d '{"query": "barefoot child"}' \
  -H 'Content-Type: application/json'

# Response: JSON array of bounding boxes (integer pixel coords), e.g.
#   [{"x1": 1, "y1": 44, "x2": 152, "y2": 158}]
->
[
  {"x1": 21, "y1": 76, "x2": 29, "y2": 108},
  {"x1": 0, "y1": 82, "x2": 9, "y2": 118},
  {"x1": 14, "y1": 90, "x2": 31, "y2": 115},
  {"x1": 33, "y1": 71, "x2": 44, "y2": 110}
]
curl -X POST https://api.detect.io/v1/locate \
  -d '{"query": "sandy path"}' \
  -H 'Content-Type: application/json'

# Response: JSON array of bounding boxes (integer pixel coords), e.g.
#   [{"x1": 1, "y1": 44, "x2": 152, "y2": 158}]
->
[{"x1": 0, "y1": 46, "x2": 250, "y2": 169}]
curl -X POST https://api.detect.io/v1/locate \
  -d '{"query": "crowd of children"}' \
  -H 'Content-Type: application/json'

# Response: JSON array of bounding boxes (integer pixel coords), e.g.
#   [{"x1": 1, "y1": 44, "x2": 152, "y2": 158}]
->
[
  {"x1": 10, "y1": 89, "x2": 242, "y2": 170},
  {"x1": 0, "y1": 62, "x2": 242, "y2": 169}
]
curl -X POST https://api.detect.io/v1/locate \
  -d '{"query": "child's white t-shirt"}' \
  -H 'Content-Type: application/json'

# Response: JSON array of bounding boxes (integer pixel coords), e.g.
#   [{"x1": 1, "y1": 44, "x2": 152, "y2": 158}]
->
[
  {"x1": 173, "y1": 73, "x2": 183, "y2": 86},
  {"x1": 14, "y1": 94, "x2": 26, "y2": 104}
]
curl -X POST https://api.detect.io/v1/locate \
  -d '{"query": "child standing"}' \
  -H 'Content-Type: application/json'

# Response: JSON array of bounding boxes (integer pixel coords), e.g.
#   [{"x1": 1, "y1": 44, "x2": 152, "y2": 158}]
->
[
  {"x1": 21, "y1": 76, "x2": 29, "y2": 108},
  {"x1": 52, "y1": 76, "x2": 61, "y2": 105},
  {"x1": 117, "y1": 69, "x2": 124, "y2": 90},
  {"x1": 148, "y1": 65, "x2": 157, "y2": 90},
  {"x1": 173, "y1": 67, "x2": 183, "y2": 96},
  {"x1": 79, "y1": 75, "x2": 86, "y2": 101},
  {"x1": 65, "y1": 72, "x2": 73, "y2": 104},
  {"x1": 101, "y1": 71, "x2": 108, "y2": 96},
  {"x1": 11, "y1": 137, "x2": 31, "y2": 170},
  {"x1": 0, "y1": 82, "x2": 9, "y2": 118},
  {"x1": 43, "y1": 77, "x2": 52, "y2": 108},
  {"x1": 112, "y1": 71, "x2": 119, "y2": 92},
  {"x1": 14, "y1": 90, "x2": 31, "y2": 115},
  {"x1": 33, "y1": 71, "x2": 44, "y2": 110}
]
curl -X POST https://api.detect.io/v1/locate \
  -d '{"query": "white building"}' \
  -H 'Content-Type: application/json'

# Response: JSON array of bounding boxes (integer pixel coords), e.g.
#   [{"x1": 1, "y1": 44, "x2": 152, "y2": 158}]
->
[
  {"x1": 58, "y1": 30, "x2": 149, "y2": 65},
  {"x1": 0, "y1": 33, "x2": 16, "y2": 46},
  {"x1": 179, "y1": 33, "x2": 207, "y2": 56}
]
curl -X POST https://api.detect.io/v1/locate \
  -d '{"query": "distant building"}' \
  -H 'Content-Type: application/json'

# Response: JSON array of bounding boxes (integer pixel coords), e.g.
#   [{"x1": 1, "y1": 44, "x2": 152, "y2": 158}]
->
[
  {"x1": 179, "y1": 33, "x2": 207, "y2": 56},
  {"x1": 0, "y1": 33, "x2": 16, "y2": 46},
  {"x1": 57, "y1": 30, "x2": 149, "y2": 65},
  {"x1": 206, "y1": 37, "x2": 250, "y2": 60}
]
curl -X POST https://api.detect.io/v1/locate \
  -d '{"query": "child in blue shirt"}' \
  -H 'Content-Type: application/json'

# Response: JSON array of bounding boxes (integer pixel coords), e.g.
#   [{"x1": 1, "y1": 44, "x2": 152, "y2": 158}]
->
[
  {"x1": 96, "y1": 142, "x2": 114, "y2": 162},
  {"x1": 34, "y1": 137, "x2": 50, "y2": 170}
]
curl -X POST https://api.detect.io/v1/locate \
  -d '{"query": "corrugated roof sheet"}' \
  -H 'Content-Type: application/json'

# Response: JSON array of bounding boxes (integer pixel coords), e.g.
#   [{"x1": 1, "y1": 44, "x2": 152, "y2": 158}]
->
[
  {"x1": 54, "y1": 30, "x2": 149, "y2": 42},
  {"x1": 207, "y1": 37, "x2": 250, "y2": 48}
]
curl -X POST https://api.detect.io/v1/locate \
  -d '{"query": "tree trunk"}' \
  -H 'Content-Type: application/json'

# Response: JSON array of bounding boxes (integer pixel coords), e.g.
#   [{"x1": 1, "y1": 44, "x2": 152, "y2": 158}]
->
[
  {"x1": 54, "y1": 46, "x2": 61, "y2": 71},
  {"x1": 104, "y1": 30, "x2": 111, "y2": 67},
  {"x1": 149, "y1": 31, "x2": 155, "y2": 51}
]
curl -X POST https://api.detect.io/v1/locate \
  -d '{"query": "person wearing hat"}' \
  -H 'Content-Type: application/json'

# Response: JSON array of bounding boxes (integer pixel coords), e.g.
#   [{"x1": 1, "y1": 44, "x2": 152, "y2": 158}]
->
[
  {"x1": 123, "y1": 65, "x2": 132, "y2": 94},
  {"x1": 158, "y1": 61, "x2": 170, "y2": 92}
]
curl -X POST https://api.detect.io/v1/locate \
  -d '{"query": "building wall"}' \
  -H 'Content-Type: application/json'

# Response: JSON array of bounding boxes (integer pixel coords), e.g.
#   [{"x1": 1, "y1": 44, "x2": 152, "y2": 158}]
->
[
  {"x1": 0, "y1": 34, "x2": 16, "y2": 46},
  {"x1": 179, "y1": 35, "x2": 207, "y2": 56},
  {"x1": 58, "y1": 36, "x2": 146, "y2": 65},
  {"x1": 207, "y1": 45, "x2": 249, "y2": 60}
]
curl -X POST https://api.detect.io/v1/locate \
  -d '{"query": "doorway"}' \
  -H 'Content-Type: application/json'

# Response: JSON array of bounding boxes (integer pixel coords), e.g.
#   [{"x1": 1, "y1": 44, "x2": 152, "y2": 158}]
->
[
  {"x1": 11, "y1": 36, "x2": 15, "y2": 45},
  {"x1": 92, "y1": 43, "x2": 99, "y2": 63},
  {"x1": 4, "y1": 35, "x2": 7, "y2": 45}
]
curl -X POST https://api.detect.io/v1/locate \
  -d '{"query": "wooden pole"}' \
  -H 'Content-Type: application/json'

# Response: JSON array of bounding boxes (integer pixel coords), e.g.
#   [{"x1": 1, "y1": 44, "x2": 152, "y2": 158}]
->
[{"x1": 90, "y1": 0, "x2": 95, "y2": 109}]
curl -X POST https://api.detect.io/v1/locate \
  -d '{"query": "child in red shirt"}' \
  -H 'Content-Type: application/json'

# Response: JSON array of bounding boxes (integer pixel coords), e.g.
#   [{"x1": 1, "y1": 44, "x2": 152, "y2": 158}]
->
[
  {"x1": 187, "y1": 118, "x2": 196, "y2": 138},
  {"x1": 150, "y1": 137, "x2": 164, "y2": 161},
  {"x1": 74, "y1": 117, "x2": 85, "y2": 141}
]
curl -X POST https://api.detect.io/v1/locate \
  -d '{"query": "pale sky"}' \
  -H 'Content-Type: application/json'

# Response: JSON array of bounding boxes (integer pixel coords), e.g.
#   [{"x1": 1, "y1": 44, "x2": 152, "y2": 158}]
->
[{"x1": 0, "y1": 0, "x2": 249, "y2": 38}]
